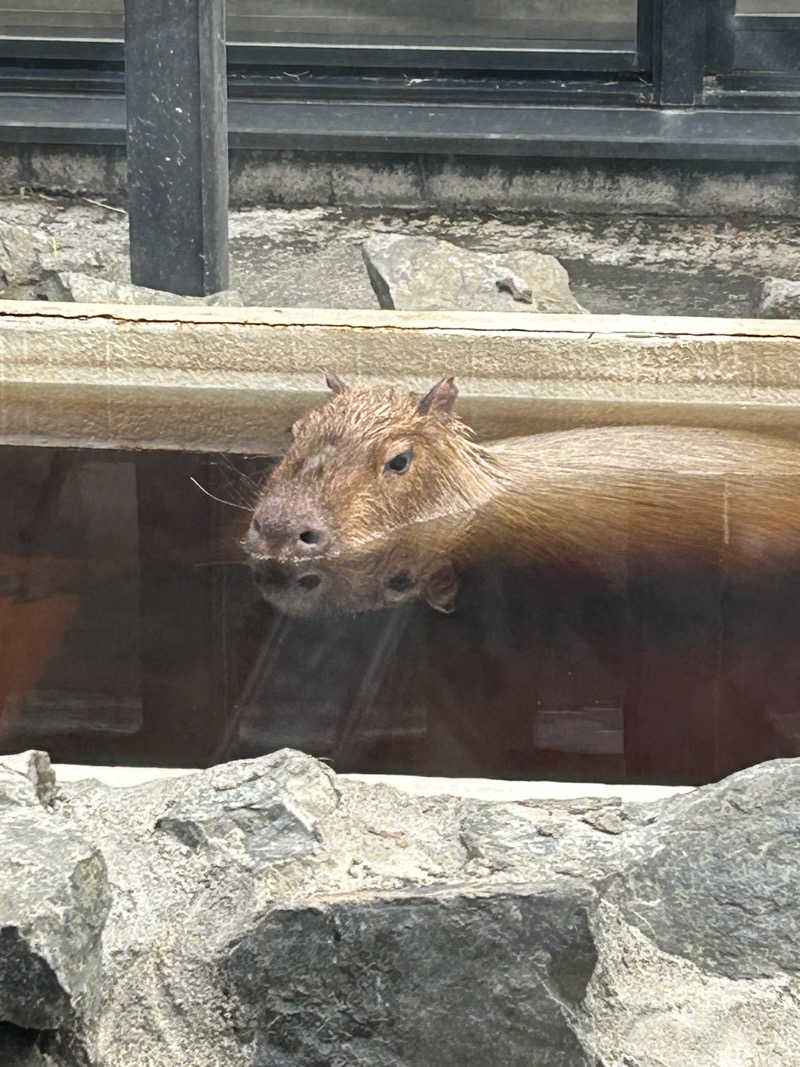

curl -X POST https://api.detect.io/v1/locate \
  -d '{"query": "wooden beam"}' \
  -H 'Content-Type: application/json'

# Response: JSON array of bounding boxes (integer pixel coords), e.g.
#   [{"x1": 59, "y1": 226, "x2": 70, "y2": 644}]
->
[{"x1": 1, "y1": 302, "x2": 800, "y2": 453}]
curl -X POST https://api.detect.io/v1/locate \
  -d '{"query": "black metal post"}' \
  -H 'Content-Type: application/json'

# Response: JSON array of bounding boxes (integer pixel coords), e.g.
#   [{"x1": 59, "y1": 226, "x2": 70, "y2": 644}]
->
[
  {"x1": 706, "y1": 0, "x2": 737, "y2": 76},
  {"x1": 125, "y1": 0, "x2": 229, "y2": 296},
  {"x1": 654, "y1": 0, "x2": 708, "y2": 106}
]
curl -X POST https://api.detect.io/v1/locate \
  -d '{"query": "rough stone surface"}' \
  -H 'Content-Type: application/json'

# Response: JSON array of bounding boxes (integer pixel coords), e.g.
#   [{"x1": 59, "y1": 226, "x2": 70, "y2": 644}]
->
[
  {"x1": 37, "y1": 270, "x2": 244, "y2": 306},
  {"x1": 362, "y1": 233, "x2": 586, "y2": 313},
  {"x1": 614, "y1": 760, "x2": 800, "y2": 980},
  {"x1": 154, "y1": 748, "x2": 335, "y2": 866},
  {"x1": 587, "y1": 901, "x2": 800, "y2": 1067},
  {"x1": 4, "y1": 147, "x2": 800, "y2": 218},
  {"x1": 1, "y1": 748, "x2": 798, "y2": 1065},
  {"x1": 226, "y1": 883, "x2": 599, "y2": 1067},
  {"x1": 1, "y1": 193, "x2": 800, "y2": 315},
  {"x1": 0, "y1": 776, "x2": 110, "y2": 1045},
  {"x1": 0, "y1": 220, "x2": 44, "y2": 286},
  {"x1": 759, "y1": 276, "x2": 800, "y2": 318},
  {"x1": 0, "y1": 750, "x2": 56, "y2": 808},
  {"x1": 0, "y1": 1025, "x2": 49, "y2": 1067}
]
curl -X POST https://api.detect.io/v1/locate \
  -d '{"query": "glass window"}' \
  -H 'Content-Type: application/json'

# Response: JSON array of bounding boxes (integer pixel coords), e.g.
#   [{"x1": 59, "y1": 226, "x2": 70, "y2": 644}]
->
[
  {"x1": 0, "y1": 0, "x2": 638, "y2": 50},
  {"x1": 737, "y1": 2, "x2": 800, "y2": 12},
  {"x1": 226, "y1": 0, "x2": 638, "y2": 49},
  {"x1": 0, "y1": 0, "x2": 122, "y2": 39}
]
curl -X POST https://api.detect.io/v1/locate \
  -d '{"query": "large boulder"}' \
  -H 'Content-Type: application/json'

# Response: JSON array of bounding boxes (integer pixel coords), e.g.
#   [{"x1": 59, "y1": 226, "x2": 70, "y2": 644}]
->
[
  {"x1": 226, "y1": 882, "x2": 599, "y2": 1067},
  {"x1": 0, "y1": 752, "x2": 110, "y2": 1063},
  {"x1": 362, "y1": 233, "x2": 586, "y2": 313},
  {"x1": 613, "y1": 759, "x2": 800, "y2": 979}
]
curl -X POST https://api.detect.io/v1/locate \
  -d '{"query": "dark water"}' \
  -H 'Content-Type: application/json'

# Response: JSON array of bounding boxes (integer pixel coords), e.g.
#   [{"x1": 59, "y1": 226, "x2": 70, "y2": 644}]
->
[{"x1": 2, "y1": 441, "x2": 800, "y2": 784}]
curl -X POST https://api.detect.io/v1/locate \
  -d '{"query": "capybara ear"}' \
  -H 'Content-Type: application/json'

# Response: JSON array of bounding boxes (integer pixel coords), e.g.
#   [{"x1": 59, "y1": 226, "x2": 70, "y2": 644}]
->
[
  {"x1": 417, "y1": 376, "x2": 458, "y2": 419},
  {"x1": 423, "y1": 561, "x2": 460, "y2": 614},
  {"x1": 324, "y1": 369, "x2": 347, "y2": 394}
]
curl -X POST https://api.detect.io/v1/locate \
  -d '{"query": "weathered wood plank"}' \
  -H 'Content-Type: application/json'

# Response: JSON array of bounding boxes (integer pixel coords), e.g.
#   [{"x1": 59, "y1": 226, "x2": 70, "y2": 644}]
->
[{"x1": 1, "y1": 302, "x2": 800, "y2": 453}]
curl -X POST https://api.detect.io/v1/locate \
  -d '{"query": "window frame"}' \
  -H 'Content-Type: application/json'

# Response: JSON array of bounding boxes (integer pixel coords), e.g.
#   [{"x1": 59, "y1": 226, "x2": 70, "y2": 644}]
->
[{"x1": 0, "y1": 0, "x2": 798, "y2": 160}]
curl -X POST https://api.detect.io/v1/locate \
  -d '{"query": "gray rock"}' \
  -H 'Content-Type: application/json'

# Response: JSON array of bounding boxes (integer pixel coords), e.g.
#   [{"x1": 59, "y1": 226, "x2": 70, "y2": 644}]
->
[
  {"x1": 0, "y1": 750, "x2": 57, "y2": 808},
  {"x1": 154, "y1": 748, "x2": 337, "y2": 866},
  {"x1": 0, "y1": 805, "x2": 110, "y2": 1031},
  {"x1": 0, "y1": 1024, "x2": 47, "y2": 1067},
  {"x1": 0, "y1": 220, "x2": 44, "y2": 287},
  {"x1": 759, "y1": 276, "x2": 800, "y2": 318},
  {"x1": 203, "y1": 287, "x2": 246, "y2": 307},
  {"x1": 0, "y1": 1023, "x2": 88, "y2": 1067},
  {"x1": 588, "y1": 900, "x2": 800, "y2": 1067},
  {"x1": 226, "y1": 882, "x2": 599, "y2": 1067},
  {"x1": 0, "y1": 764, "x2": 40, "y2": 810},
  {"x1": 615, "y1": 758, "x2": 800, "y2": 979},
  {"x1": 2, "y1": 748, "x2": 799, "y2": 1066},
  {"x1": 362, "y1": 233, "x2": 586, "y2": 313},
  {"x1": 37, "y1": 270, "x2": 244, "y2": 306}
]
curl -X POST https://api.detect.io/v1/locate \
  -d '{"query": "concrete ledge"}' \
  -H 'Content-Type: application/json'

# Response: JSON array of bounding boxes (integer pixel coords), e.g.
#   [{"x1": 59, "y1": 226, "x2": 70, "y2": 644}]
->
[
  {"x1": 2, "y1": 301, "x2": 800, "y2": 453},
  {"x1": 50, "y1": 761, "x2": 689, "y2": 802},
  {"x1": 4, "y1": 147, "x2": 800, "y2": 218}
]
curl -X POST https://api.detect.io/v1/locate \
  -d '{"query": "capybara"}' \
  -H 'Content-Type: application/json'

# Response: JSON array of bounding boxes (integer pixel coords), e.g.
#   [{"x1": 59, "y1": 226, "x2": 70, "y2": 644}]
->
[{"x1": 246, "y1": 374, "x2": 800, "y2": 616}]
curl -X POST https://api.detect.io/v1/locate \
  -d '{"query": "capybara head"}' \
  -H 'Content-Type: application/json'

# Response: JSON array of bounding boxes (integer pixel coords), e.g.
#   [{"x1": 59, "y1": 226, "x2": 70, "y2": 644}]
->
[
  {"x1": 245, "y1": 374, "x2": 494, "y2": 614},
  {"x1": 247, "y1": 374, "x2": 495, "y2": 561}
]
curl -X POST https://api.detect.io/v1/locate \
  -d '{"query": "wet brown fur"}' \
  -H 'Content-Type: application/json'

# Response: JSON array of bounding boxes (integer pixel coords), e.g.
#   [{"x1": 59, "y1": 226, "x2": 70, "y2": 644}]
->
[
  {"x1": 249, "y1": 378, "x2": 800, "y2": 614},
  {"x1": 249, "y1": 383, "x2": 498, "y2": 560}
]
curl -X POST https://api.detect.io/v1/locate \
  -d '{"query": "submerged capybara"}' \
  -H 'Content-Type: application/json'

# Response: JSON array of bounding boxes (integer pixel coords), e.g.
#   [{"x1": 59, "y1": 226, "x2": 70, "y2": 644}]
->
[
  {"x1": 237, "y1": 374, "x2": 800, "y2": 783},
  {"x1": 245, "y1": 374, "x2": 800, "y2": 616}
]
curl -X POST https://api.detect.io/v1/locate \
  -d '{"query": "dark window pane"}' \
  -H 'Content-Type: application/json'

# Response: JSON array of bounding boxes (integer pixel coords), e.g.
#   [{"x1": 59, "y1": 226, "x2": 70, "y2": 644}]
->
[
  {"x1": 0, "y1": 0, "x2": 637, "y2": 48},
  {"x1": 2, "y1": 435, "x2": 800, "y2": 786},
  {"x1": 737, "y1": 2, "x2": 800, "y2": 12},
  {"x1": 0, "y1": 0, "x2": 122, "y2": 38},
  {"x1": 226, "y1": 0, "x2": 638, "y2": 48}
]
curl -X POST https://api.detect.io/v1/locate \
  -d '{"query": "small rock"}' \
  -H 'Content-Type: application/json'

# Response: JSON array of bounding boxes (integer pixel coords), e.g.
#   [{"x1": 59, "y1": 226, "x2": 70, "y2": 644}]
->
[
  {"x1": 203, "y1": 287, "x2": 245, "y2": 307},
  {"x1": 759, "y1": 277, "x2": 800, "y2": 318},
  {"x1": 581, "y1": 807, "x2": 627, "y2": 835},
  {"x1": 0, "y1": 220, "x2": 44, "y2": 287},
  {"x1": 0, "y1": 750, "x2": 56, "y2": 808},
  {"x1": 154, "y1": 748, "x2": 337, "y2": 866},
  {"x1": 460, "y1": 804, "x2": 561, "y2": 868},
  {"x1": 362, "y1": 233, "x2": 586, "y2": 313},
  {"x1": 36, "y1": 270, "x2": 244, "y2": 306}
]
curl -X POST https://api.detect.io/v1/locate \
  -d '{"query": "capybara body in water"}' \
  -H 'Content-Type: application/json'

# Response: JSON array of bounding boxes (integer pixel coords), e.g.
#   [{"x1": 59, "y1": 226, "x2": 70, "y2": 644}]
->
[{"x1": 246, "y1": 375, "x2": 800, "y2": 616}]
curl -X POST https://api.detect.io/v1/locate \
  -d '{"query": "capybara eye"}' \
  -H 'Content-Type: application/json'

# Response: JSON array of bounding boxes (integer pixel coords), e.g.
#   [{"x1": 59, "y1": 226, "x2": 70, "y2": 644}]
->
[{"x1": 385, "y1": 450, "x2": 413, "y2": 474}]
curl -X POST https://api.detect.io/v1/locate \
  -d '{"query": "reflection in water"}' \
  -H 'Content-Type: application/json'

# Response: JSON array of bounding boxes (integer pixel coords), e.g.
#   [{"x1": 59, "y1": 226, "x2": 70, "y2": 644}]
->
[{"x1": 2, "y1": 387, "x2": 800, "y2": 785}]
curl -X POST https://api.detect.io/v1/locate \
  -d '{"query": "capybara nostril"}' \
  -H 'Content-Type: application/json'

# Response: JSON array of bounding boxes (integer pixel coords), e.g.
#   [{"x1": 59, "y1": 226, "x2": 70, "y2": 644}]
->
[
  {"x1": 296, "y1": 572, "x2": 322, "y2": 591},
  {"x1": 297, "y1": 527, "x2": 328, "y2": 553},
  {"x1": 386, "y1": 570, "x2": 414, "y2": 593}
]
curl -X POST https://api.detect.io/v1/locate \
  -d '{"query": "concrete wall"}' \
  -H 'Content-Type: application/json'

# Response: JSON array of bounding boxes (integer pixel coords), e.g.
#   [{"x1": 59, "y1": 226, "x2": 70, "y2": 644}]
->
[{"x1": 2, "y1": 145, "x2": 800, "y2": 217}]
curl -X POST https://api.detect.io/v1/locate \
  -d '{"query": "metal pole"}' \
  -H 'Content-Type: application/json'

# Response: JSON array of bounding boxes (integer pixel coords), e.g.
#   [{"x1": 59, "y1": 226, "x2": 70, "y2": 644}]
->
[
  {"x1": 125, "y1": 0, "x2": 229, "y2": 296},
  {"x1": 654, "y1": 0, "x2": 708, "y2": 106}
]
